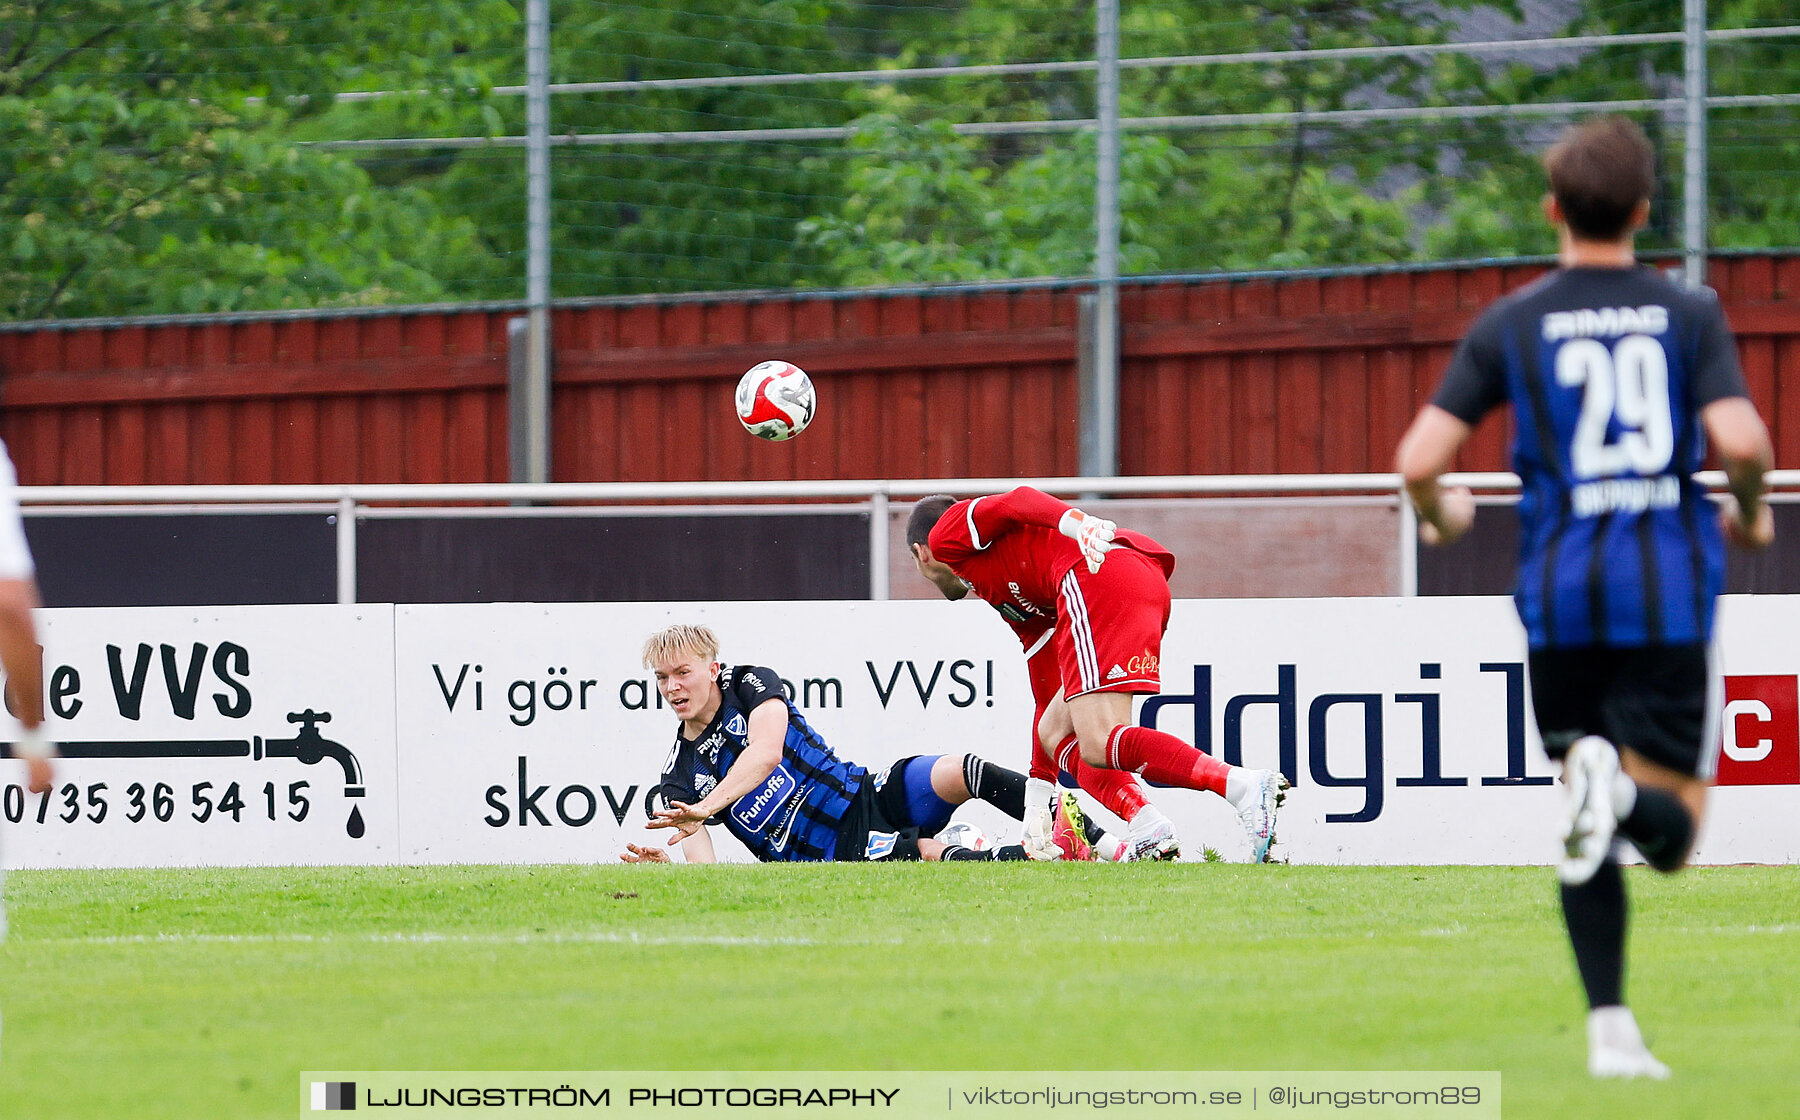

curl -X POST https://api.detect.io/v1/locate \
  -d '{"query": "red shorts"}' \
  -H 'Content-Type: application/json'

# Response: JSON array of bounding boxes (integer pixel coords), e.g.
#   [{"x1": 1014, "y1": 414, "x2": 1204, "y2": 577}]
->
[{"x1": 1053, "y1": 548, "x2": 1171, "y2": 698}]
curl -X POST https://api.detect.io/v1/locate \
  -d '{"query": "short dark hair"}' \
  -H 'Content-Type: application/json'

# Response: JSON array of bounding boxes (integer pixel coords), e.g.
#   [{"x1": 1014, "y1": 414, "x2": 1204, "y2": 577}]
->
[
  {"x1": 905, "y1": 495, "x2": 955, "y2": 549},
  {"x1": 1543, "y1": 116, "x2": 1656, "y2": 241}
]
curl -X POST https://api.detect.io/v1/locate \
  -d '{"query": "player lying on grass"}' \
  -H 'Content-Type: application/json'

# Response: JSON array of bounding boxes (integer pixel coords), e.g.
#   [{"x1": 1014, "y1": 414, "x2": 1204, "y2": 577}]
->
[
  {"x1": 620, "y1": 624, "x2": 1095, "y2": 864},
  {"x1": 908, "y1": 488, "x2": 1289, "y2": 862}
]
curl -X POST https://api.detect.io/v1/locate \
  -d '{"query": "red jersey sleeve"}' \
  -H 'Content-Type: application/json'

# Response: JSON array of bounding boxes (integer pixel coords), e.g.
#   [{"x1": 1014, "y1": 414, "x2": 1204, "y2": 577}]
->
[
  {"x1": 927, "y1": 487, "x2": 1073, "y2": 563},
  {"x1": 931, "y1": 486, "x2": 1175, "y2": 580}
]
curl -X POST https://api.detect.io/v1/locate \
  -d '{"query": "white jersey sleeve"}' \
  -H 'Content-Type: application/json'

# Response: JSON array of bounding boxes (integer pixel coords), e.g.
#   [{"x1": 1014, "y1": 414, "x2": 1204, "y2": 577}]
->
[{"x1": 0, "y1": 442, "x2": 37, "y2": 581}]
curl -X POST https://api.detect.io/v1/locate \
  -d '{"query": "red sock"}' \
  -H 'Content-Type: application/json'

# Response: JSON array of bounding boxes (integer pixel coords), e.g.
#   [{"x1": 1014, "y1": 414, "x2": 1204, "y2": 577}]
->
[
  {"x1": 1053, "y1": 734, "x2": 1149, "y2": 821},
  {"x1": 1106, "y1": 724, "x2": 1230, "y2": 796},
  {"x1": 1079, "y1": 764, "x2": 1150, "y2": 821}
]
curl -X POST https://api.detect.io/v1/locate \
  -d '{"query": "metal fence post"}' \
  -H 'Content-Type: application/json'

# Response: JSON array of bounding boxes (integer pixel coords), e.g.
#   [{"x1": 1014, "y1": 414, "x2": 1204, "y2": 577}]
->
[
  {"x1": 1082, "y1": 0, "x2": 1121, "y2": 481},
  {"x1": 869, "y1": 489, "x2": 890, "y2": 601},
  {"x1": 336, "y1": 493, "x2": 358, "y2": 605},
  {"x1": 1398, "y1": 485, "x2": 1418, "y2": 597},
  {"x1": 507, "y1": 316, "x2": 534, "y2": 488},
  {"x1": 519, "y1": 0, "x2": 553, "y2": 483},
  {"x1": 1683, "y1": 0, "x2": 1709, "y2": 288}
]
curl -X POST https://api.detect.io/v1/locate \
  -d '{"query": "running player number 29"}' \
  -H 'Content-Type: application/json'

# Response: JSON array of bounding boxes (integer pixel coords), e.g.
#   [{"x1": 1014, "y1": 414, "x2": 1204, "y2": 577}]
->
[{"x1": 1556, "y1": 333, "x2": 1675, "y2": 479}]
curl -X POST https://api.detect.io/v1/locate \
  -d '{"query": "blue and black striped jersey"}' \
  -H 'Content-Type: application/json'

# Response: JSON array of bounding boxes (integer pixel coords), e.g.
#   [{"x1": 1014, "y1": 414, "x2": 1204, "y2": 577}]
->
[
  {"x1": 1433, "y1": 266, "x2": 1748, "y2": 649},
  {"x1": 655, "y1": 665, "x2": 865, "y2": 862}
]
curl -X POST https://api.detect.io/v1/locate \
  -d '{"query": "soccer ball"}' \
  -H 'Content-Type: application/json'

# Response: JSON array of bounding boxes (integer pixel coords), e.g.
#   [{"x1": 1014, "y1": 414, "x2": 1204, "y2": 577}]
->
[
  {"x1": 735, "y1": 360, "x2": 815, "y2": 441},
  {"x1": 936, "y1": 820, "x2": 991, "y2": 851}
]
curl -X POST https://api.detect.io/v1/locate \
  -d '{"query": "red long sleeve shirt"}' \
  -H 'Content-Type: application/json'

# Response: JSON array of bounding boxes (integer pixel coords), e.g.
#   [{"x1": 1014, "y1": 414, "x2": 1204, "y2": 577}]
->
[{"x1": 926, "y1": 486, "x2": 1175, "y2": 630}]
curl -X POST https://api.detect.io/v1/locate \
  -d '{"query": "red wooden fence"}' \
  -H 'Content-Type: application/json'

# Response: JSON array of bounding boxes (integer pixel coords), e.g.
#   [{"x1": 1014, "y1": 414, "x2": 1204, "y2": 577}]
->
[{"x1": 3, "y1": 255, "x2": 1798, "y2": 487}]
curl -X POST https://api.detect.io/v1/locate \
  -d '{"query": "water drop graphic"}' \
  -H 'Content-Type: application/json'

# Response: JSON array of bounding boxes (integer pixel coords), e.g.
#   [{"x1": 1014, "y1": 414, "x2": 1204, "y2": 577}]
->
[{"x1": 346, "y1": 804, "x2": 365, "y2": 838}]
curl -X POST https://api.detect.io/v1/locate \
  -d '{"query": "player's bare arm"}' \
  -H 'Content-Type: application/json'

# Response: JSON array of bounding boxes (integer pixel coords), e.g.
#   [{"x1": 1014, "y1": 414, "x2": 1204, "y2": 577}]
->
[
  {"x1": 0, "y1": 576, "x2": 53, "y2": 793},
  {"x1": 1396, "y1": 405, "x2": 1477, "y2": 546},
  {"x1": 679, "y1": 828, "x2": 717, "y2": 863},
  {"x1": 965, "y1": 486, "x2": 1119, "y2": 572},
  {"x1": 1703, "y1": 396, "x2": 1775, "y2": 549},
  {"x1": 645, "y1": 696, "x2": 785, "y2": 841}
]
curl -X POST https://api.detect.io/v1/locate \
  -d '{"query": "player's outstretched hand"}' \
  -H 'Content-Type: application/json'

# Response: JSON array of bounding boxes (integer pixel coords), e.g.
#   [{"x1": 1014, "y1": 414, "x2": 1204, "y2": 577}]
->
[
  {"x1": 1058, "y1": 508, "x2": 1117, "y2": 573},
  {"x1": 26, "y1": 755, "x2": 52, "y2": 794},
  {"x1": 621, "y1": 843, "x2": 671, "y2": 864},
  {"x1": 646, "y1": 799, "x2": 707, "y2": 842},
  {"x1": 13, "y1": 729, "x2": 55, "y2": 794},
  {"x1": 1417, "y1": 485, "x2": 1476, "y2": 547},
  {"x1": 1719, "y1": 495, "x2": 1775, "y2": 550}
]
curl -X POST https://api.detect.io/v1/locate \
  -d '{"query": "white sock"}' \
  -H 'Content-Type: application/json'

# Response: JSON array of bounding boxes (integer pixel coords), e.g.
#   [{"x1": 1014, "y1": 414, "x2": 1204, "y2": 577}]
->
[
  {"x1": 1223, "y1": 767, "x2": 1253, "y2": 807},
  {"x1": 1588, "y1": 1005, "x2": 1642, "y2": 1049},
  {"x1": 1129, "y1": 803, "x2": 1172, "y2": 837},
  {"x1": 1610, "y1": 772, "x2": 1638, "y2": 821},
  {"x1": 1093, "y1": 832, "x2": 1128, "y2": 861}
]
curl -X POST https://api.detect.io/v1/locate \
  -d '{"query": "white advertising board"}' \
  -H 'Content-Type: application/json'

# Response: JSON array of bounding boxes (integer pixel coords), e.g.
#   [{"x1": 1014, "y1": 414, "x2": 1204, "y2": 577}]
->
[
  {"x1": 6, "y1": 596, "x2": 1798, "y2": 868},
  {"x1": 1151, "y1": 595, "x2": 1800, "y2": 865},
  {"x1": 1155, "y1": 595, "x2": 1552, "y2": 864},
  {"x1": 1, "y1": 605, "x2": 398, "y2": 869},
  {"x1": 391, "y1": 601, "x2": 1034, "y2": 864},
  {"x1": 391, "y1": 596, "x2": 1800, "y2": 867}
]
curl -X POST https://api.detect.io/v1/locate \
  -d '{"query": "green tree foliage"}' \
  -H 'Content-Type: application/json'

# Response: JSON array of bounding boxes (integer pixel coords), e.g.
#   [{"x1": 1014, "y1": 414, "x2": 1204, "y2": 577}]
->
[
  {"x1": 301, "y1": 0, "x2": 878, "y2": 298},
  {"x1": 1443, "y1": 0, "x2": 1800, "y2": 259},
  {"x1": 795, "y1": 0, "x2": 1524, "y2": 285},
  {"x1": 1, "y1": 0, "x2": 516, "y2": 319},
  {"x1": 509, "y1": 0, "x2": 866, "y2": 294},
  {"x1": 3, "y1": 0, "x2": 1795, "y2": 320}
]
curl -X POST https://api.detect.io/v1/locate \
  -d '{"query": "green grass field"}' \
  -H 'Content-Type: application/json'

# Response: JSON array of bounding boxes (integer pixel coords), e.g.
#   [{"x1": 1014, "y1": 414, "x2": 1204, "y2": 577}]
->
[{"x1": 1, "y1": 863, "x2": 1795, "y2": 1119}]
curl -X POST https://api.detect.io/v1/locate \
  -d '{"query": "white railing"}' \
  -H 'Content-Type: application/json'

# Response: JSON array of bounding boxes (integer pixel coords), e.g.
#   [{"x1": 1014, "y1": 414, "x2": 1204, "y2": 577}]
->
[{"x1": 20, "y1": 470, "x2": 1793, "y2": 604}]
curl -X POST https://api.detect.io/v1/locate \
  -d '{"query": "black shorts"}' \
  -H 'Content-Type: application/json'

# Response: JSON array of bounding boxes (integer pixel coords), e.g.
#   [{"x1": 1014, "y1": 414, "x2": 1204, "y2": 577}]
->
[
  {"x1": 1528, "y1": 643, "x2": 1714, "y2": 777},
  {"x1": 833, "y1": 756, "x2": 927, "y2": 862}
]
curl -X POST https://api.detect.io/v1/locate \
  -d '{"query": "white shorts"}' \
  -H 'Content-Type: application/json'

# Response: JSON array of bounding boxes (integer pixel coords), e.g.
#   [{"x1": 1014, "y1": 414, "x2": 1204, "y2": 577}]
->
[{"x1": 0, "y1": 442, "x2": 34, "y2": 582}]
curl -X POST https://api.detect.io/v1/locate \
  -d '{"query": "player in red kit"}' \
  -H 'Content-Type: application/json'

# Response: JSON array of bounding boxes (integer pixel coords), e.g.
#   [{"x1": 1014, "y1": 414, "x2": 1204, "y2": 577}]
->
[
  {"x1": 906, "y1": 487, "x2": 1289, "y2": 862},
  {"x1": 1015, "y1": 610, "x2": 1178, "y2": 861}
]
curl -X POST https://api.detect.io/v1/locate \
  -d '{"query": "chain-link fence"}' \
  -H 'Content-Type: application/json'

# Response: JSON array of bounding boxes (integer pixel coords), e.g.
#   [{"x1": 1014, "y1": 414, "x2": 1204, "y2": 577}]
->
[{"x1": 5, "y1": 1, "x2": 1797, "y2": 322}]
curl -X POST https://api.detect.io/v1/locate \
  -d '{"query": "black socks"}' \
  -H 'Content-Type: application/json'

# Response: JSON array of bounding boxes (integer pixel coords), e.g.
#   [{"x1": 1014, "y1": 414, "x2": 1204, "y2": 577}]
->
[
  {"x1": 1617, "y1": 786, "x2": 1694, "y2": 873},
  {"x1": 1561, "y1": 857, "x2": 1627, "y2": 1009},
  {"x1": 962, "y1": 754, "x2": 1027, "y2": 819},
  {"x1": 941, "y1": 843, "x2": 1030, "y2": 861}
]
